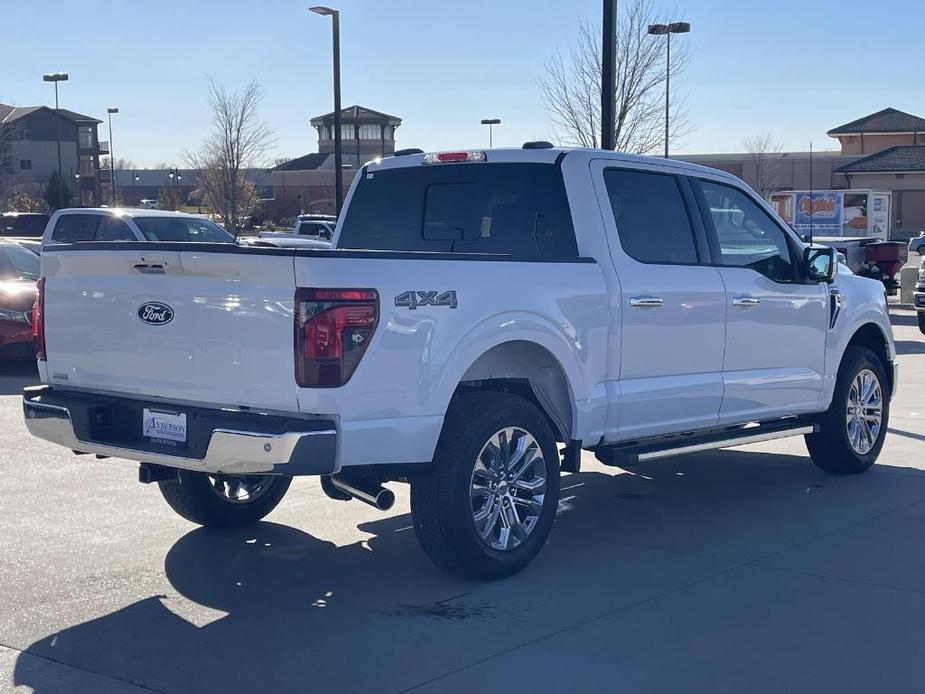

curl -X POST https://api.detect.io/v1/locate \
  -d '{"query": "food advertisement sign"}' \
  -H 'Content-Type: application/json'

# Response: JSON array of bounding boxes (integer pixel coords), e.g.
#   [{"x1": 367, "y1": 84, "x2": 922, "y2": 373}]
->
[
  {"x1": 794, "y1": 192, "x2": 842, "y2": 235},
  {"x1": 842, "y1": 193, "x2": 869, "y2": 236}
]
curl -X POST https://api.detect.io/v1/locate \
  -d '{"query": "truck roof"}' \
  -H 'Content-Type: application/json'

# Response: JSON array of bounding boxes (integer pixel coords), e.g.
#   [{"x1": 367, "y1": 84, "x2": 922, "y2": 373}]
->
[
  {"x1": 367, "y1": 146, "x2": 742, "y2": 184},
  {"x1": 51, "y1": 208, "x2": 211, "y2": 219}
]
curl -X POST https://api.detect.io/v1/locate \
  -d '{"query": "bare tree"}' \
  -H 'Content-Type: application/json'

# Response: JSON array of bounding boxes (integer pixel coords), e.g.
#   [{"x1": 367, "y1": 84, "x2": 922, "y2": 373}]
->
[
  {"x1": 0, "y1": 100, "x2": 27, "y2": 208},
  {"x1": 539, "y1": 0, "x2": 691, "y2": 154},
  {"x1": 186, "y1": 79, "x2": 274, "y2": 235},
  {"x1": 743, "y1": 133, "x2": 783, "y2": 198},
  {"x1": 101, "y1": 156, "x2": 135, "y2": 171}
]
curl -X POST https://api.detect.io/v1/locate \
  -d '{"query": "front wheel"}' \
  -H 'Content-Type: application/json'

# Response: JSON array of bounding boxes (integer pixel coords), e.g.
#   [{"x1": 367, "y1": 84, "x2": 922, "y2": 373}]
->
[
  {"x1": 411, "y1": 392, "x2": 560, "y2": 580},
  {"x1": 805, "y1": 346, "x2": 889, "y2": 474},
  {"x1": 157, "y1": 471, "x2": 291, "y2": 528},
  {"x1": 917, "y1": 311, "x2": 925, "y2": 335}
]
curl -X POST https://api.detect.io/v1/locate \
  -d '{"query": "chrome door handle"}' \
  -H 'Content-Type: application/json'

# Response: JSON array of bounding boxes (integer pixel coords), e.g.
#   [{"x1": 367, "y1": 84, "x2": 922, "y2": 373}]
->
[
  {"x1": 732, "y1": 296, "x2": 760, "y2": 307},
  {"x1": 629, "y1": 296, "x2": 664, "y2": 308}
]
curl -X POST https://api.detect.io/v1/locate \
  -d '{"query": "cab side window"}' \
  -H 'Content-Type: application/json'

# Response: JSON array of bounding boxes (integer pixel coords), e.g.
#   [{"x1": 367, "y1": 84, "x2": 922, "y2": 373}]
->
[
  {"x1": 51, "y1": 214, "x2": 101, "y2": 243},
  {"x1": 603, "y1": 168, "x2": 699, "y2": 264},
  {"x1": 697, "y1": 180, "x2": 795, "y2": 282},
  {"x1": 95, "y1": 216, "x2": 135, "y2": 241}
]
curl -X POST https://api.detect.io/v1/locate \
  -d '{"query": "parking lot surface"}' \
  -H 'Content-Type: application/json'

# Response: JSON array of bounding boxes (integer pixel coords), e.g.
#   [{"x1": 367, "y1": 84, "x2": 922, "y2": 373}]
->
[{"x1": 2, "y1": 309, "x2": 924, "y2": 693}]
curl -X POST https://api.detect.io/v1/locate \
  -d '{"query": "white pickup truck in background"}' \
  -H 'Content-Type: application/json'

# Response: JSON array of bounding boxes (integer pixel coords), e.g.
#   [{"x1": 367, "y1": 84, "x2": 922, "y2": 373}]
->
[
  {"x1": 257, "y1": 214, "x2": 335, "y2": 245},
  {"x1": 24, "y1": 145, "x2": 897, "y2": 579}
]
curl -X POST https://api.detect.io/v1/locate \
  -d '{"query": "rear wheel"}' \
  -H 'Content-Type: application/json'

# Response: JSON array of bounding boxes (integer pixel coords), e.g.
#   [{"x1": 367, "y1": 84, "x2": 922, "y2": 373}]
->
[
  {"x1": 917, "y1": 311, "x2": 925, "y2": 335},
  {"x1": 411, "y1": 392, "x2": 560, "y2": 580},
  {"x1": 805, "y1": 346, "x2": 888, "y2": 474},
  {"x1": 157, "y1": 471, "x2": 291, "y2": 528}
]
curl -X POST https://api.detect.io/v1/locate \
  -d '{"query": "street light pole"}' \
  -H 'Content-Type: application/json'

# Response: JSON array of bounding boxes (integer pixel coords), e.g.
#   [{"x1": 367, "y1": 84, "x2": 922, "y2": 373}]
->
[
  {"x1": 601, "y1": 0, "x2": 617, "y2": 150},
  {"x1": 647, "y1": 22, "x2": 690, "y2": 158},
  {"x1": 168, "y1": 168, "x2": 181, "y2": 211},
  {"x1": 107, "y1": 107, "x2": 119, "y2": 205},
  {"x1": 73, "y1": 173, "x2": 80, "y2": 206},
  {"x1": 480, "y1": 118, "x2": 501, "y2": 148},
  {"x1": 42, "y1": 72, "x2": 69, "y2": 180},
  {"x1": 310, "y1": 6, "x2": 343, "y2": 216}
]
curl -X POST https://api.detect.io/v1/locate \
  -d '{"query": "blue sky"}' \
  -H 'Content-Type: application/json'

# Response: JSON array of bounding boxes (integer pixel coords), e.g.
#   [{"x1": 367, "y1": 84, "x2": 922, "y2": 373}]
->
[{"x1": 2, "y1": 0, "x2": 923, "y2": 166}]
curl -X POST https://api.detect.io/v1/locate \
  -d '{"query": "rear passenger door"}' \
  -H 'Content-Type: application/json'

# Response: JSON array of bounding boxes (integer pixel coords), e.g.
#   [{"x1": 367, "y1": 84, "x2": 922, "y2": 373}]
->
[
  {"x1": 691, "y1": 177, "x2": 827, "y2": 423},
  {"x1": 592, "y1": 162, "x2": 727, "y2": 440}
]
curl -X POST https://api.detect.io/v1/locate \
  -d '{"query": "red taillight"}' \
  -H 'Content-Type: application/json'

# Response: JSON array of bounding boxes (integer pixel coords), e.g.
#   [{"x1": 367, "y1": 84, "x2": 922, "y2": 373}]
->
[
  {"x1": 33, "y1": 276, "x2": 46, "y2": 360},
  {"x1": 295, "y1": 288, "x2": 378, "y2": 387}
]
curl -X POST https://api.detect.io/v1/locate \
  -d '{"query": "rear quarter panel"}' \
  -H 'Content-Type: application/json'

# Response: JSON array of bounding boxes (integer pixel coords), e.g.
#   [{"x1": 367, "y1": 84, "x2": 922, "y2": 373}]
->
[{"x1": 294, "y1": 255, "x2": 609, "y2": 466}]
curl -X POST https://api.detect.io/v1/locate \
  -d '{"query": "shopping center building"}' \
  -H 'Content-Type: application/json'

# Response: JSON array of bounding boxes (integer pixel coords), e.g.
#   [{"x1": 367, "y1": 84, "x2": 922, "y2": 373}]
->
[{"x1": 678, "y1": 108, "x2": 925, "y2": 239}]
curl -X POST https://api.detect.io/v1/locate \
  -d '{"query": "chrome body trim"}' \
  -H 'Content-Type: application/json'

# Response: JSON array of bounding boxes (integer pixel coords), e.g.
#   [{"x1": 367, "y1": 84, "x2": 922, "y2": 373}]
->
[
  {"x1": 636, "y1": 425, "x2": 816, "y2": 462},
  {"x1": 23, "y1": 389, "x2": 337, "y2": 476}
]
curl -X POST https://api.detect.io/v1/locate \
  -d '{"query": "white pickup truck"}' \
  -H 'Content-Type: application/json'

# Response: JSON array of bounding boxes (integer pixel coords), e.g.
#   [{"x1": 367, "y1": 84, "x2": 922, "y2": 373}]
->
[
  {"x1": 257, "y1": 214, "x2": 335, "y2": 244},
  {"x1": 24, "y1": 145, "x2": 897, "y2": 579}
]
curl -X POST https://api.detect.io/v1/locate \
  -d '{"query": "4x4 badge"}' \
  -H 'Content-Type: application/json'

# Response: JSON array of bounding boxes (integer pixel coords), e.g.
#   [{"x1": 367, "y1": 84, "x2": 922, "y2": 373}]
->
[{"x1": 394, "y1": 291, "x2": 458, "y2": 310}]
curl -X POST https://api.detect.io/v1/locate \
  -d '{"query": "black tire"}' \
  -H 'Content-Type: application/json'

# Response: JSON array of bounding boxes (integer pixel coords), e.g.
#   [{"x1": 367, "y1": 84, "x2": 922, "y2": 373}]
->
[
  {"x1": 411, "y1": 392, "x2": 561, "y2": 580},
  {"x1": 805, "y1": 346, "x2": 889, "y2": 474},
  {"x1": 157, "y1": 471, "x2": 291, "y2": 528},
  {"x1": 917, "y1": 311, "x2": 925, "y2": 335}
]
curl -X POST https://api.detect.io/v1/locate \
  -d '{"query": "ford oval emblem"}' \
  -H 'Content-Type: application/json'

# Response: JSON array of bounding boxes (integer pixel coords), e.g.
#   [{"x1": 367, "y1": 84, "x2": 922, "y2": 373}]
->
[{"x1": 138, "y1": 302, "x2": 174, "y2": 326}]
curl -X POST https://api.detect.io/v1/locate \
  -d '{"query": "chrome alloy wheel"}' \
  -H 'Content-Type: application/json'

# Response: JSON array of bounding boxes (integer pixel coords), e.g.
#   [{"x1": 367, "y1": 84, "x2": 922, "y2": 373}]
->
[
  {"x1": 469, "y1": 427, "x2": 548, "y2": 551},
  {"x1": 846, "y1": 368, "x2": 883, "y2": 455},
  {"x1": 206, "y1": 474, "x2": 273, "y2": 504}
]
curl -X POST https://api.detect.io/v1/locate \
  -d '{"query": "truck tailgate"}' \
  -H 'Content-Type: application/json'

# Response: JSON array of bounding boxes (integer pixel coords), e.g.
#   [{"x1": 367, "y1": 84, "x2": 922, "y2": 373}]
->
[{"x1": 41, "y1": 246, "x2": 299, "y2": 412}]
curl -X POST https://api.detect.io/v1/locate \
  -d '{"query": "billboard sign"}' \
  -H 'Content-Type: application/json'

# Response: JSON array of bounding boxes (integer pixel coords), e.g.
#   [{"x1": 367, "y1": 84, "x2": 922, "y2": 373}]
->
[{"x1": 794, "y1": 192, "x2": 842, "y2": 235}]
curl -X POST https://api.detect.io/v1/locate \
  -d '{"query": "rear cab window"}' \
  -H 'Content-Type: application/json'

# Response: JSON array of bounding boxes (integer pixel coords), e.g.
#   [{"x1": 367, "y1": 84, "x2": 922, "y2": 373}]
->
[
  {"x1": 51, "y1": 214, "x2": 102, "y2": 242},
  {"x1": 337, "y1": 162, "x2": 578, "y2": 259},
  {"x1": 2, "y1": 215, "x2": 49, "y2": 237},
  {"x1": 298, "y1": 222, "x2": 331, "y2": 239}
]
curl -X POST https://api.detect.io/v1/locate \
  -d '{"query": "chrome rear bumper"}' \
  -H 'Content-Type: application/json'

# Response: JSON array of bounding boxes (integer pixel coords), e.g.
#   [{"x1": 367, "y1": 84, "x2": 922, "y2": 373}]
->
[{"x1": 23, "y1": 386, "x2": 337, "y2": 476}]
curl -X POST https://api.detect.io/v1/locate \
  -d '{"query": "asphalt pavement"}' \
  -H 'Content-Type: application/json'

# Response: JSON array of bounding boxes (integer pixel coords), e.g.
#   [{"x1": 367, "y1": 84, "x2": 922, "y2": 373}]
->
[{"x1": 2, "y1": 309, "x2": 925, "y2": 693}]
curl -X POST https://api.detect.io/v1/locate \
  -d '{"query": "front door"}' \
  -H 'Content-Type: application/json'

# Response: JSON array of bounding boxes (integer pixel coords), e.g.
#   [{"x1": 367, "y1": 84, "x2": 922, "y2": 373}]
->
[
  {"x1": 593, "y1": 162, "x2": 726, "y2": 441},
  {"x1": 691, "y1": 177, "x2": 828, "y2": 423}
]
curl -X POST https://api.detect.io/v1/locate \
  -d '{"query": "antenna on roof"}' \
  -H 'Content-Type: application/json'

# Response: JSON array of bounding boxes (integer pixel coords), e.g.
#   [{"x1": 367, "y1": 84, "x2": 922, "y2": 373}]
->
[{"x1": 808, "y1": 142, "x2": 814, "y2": 244}]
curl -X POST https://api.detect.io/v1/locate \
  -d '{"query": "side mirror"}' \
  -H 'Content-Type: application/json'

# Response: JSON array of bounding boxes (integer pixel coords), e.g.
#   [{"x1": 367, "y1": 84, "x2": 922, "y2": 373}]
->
[{"x1": 804, "y1": 246, "x2": 837, "y2": 283}]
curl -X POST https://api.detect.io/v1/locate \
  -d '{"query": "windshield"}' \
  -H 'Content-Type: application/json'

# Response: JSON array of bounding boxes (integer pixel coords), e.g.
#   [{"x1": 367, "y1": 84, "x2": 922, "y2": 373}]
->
[
  {"x1": 0, "y1": 244, "x2": 41, "y2": 280},
  {"x1": 133, "y1": 217, "x2": 233, "y2": 243}
]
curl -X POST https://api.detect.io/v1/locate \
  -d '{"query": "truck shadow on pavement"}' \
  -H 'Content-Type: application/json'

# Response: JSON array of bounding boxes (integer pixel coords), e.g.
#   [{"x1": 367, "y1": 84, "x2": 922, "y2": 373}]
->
[
  {"x1": 14, "y1": 449, "x2": 925, "y2": 693},
  {"x1": 0, "y1": 359, "x2": 37, "y2": 396}
]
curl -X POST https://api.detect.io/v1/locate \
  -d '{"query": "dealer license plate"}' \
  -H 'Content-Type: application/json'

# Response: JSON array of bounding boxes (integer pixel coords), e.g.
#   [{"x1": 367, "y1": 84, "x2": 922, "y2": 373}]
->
[{"x1": 142, "y1": 408, "x2": 188, "y2": 445}]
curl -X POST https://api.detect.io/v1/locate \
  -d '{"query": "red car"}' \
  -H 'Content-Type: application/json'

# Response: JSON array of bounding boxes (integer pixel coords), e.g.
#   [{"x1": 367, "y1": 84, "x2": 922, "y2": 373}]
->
[{"x1": 0, "y1": 240, "x2": 40, "y2": 359}]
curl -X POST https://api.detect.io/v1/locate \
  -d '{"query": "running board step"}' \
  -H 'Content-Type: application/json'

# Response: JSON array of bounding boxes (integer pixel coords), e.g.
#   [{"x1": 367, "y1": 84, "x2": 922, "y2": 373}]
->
[{"x1": 594, "y1": 422, "x2": 817, "y2": 468}]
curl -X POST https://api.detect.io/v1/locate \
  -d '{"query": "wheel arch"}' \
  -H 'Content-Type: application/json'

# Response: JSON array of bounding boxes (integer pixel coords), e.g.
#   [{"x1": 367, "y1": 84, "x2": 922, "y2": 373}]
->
[
  {"x1": 453, "y1": 340, "x2": 576, "y2": 443},
  {"x1": 845, "y1": 322, "x2": 893, "y2": 394}
]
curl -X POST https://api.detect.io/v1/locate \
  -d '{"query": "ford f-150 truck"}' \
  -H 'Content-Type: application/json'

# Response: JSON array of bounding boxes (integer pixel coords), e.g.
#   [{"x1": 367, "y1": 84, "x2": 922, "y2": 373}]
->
[{"x1": 23, "y1": 145, "x2": 897, "y2": 579}]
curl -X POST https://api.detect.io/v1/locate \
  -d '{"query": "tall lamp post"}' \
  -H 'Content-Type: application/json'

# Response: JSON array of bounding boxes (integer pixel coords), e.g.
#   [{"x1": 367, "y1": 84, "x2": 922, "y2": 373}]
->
[
  {"x1": 168, "y1": 168, "x2": 181, "y2": 211},
  {"x1": 73, "y1": 173, "x2": 81, "y2": 207},
  {"x1": 480, "y1": 118, "x2": 501, "y2": 148},
  {"x1": 107, "y1": 107, "x2": 119, "y2": 205},
  {"x1": 601, "y1": 0, "x2": 617, "y2": 150},
  {"x1": 310, "y1": 6, "x2": 343, "y2": 216},
  {"x1": 42, "y1": 72, "x2": 69, "y2": 180},
  {"x1": 647, "y1": 21, "x2": 690, "y2": 158}
]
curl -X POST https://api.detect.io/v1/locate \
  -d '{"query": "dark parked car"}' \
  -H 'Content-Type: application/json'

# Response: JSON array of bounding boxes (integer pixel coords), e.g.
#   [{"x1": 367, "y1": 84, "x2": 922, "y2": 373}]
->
[
  {"x1": 1, "y1": 212, "x2": 50, "y2": 239},
  {"x1": 0, "y1": 240, "x2": 40, "y2": 359}
]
